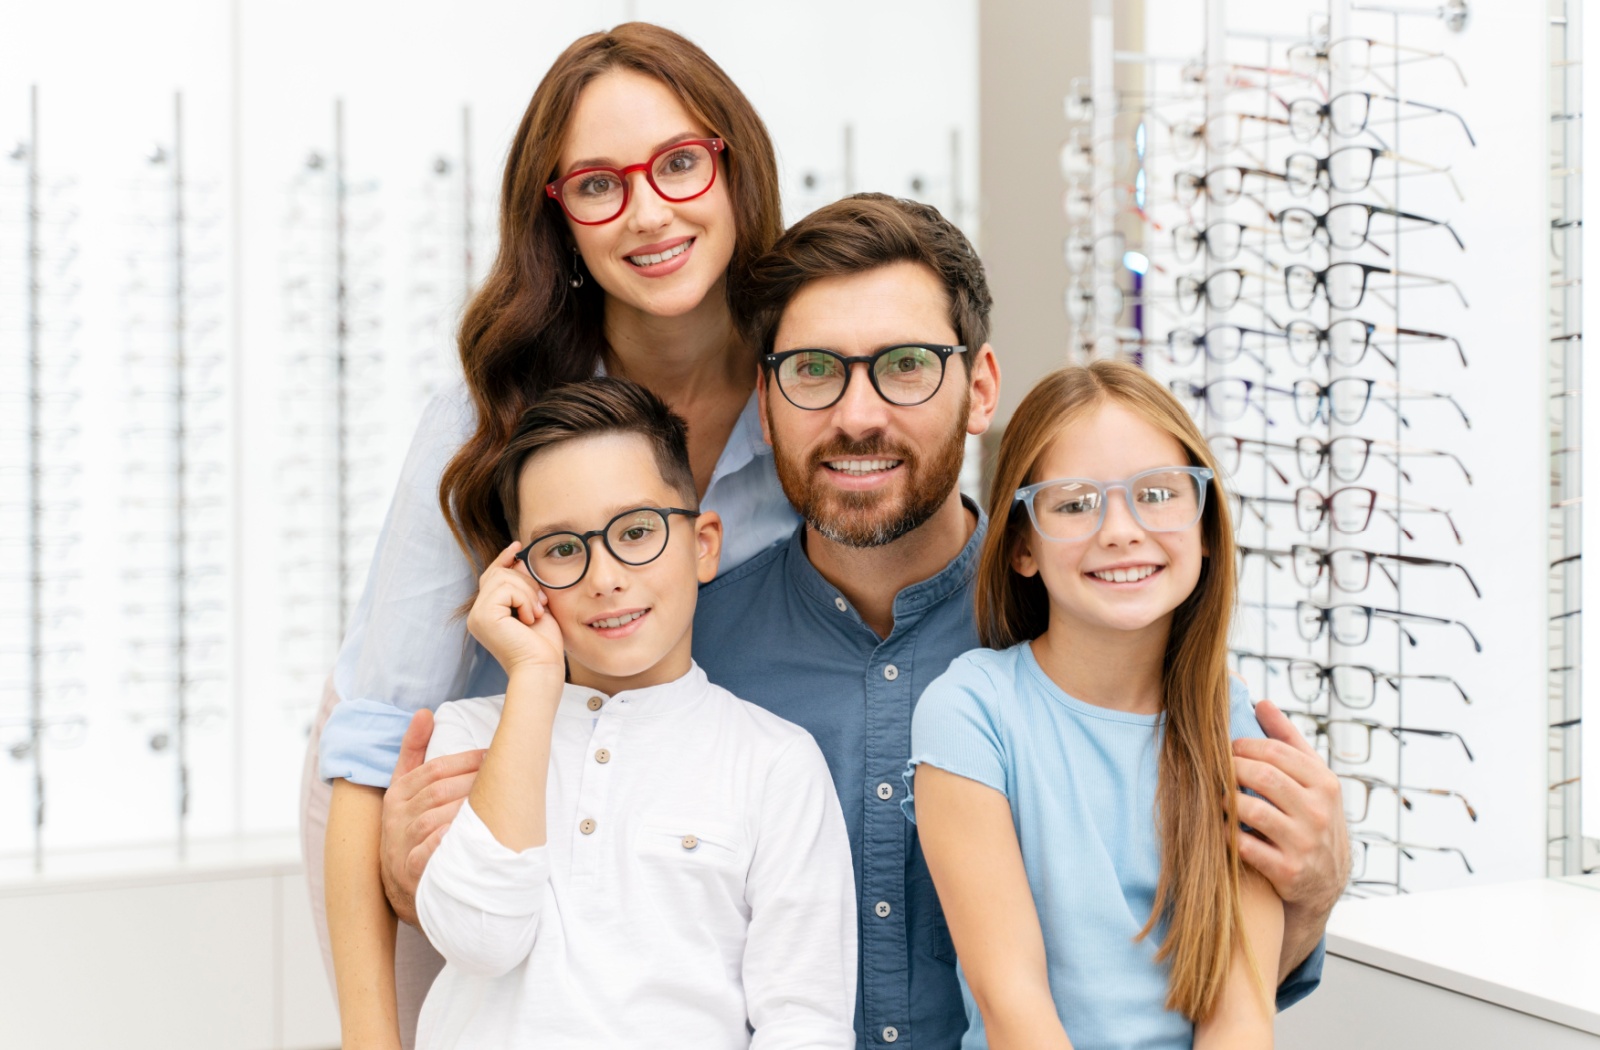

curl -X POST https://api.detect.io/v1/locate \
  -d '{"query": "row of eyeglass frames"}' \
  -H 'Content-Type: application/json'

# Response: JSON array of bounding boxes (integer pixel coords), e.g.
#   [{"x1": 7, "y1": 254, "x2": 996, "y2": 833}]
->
[{"x1": 1064, "y1": 23, "x2": 1478, "y2": 896}]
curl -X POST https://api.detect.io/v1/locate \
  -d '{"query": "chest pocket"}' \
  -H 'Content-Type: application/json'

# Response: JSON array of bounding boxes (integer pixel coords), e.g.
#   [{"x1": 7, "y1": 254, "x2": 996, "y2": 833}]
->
[{"x1": 632, "y1": 816, "x2": 751, "y2": 932}]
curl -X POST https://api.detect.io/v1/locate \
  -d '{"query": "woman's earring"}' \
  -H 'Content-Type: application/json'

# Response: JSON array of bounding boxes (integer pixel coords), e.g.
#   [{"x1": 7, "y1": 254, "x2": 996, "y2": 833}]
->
[{"x1": 569, "y1": 247, "x2": 585, "y2": 289}]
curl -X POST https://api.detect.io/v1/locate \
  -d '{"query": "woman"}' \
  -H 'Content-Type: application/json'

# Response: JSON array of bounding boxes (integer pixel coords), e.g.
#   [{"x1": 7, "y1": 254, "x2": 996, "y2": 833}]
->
[{"x1": 306, "y1": 24, "x2": 798, "y2": 1049}]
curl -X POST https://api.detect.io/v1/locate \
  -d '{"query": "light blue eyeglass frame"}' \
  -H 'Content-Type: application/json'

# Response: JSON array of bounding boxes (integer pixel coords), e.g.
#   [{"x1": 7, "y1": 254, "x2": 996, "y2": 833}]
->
[{"x1": 1015, "y1": 466, "x2": 1215, "y2": 542}]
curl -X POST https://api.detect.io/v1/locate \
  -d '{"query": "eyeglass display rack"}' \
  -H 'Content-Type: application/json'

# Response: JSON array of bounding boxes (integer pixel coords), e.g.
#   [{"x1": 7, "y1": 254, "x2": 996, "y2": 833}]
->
[
  {"x1": 119, "y1": 92, "x2": 230, "y2": 860},
  {"x1": 1070, "y1": 2, "x2": 1480, "y2": 896},
  {"x1": 0, "y1": 87, "x2": 85, "y2": 872},
  {"x1": 1547, "y1": 0, "x2": 1595, "y2": 876},
  {"x1": 404, "y1": 106, "x2": 476, "y2": 414},
  {"x1": 278, "y1": 100, "x2": 390, "y2": 733}
]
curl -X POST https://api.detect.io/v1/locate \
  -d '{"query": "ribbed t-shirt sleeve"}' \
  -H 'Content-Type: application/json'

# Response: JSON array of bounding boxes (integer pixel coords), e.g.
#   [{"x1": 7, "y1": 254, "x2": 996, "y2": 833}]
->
[{"x1": 901, "y1": 652, "x2": 1010, "y2": 824}]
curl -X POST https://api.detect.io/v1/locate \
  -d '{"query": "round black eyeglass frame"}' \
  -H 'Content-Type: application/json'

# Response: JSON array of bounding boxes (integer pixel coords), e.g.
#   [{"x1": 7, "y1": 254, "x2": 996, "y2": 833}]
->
[
  {"x1": 762, "y1": 343, "x2": 968, "y2": 410},
  {"x1": 515, "y1": 506, "x2": 700, "y2": 590}
]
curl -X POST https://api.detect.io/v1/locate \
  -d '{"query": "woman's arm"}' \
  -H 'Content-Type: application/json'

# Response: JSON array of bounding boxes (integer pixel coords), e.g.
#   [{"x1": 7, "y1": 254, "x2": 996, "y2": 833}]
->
[
  {"x1": 1193, "y1": 865, "x2": 1284, "y2": 1050},
  {"x1": 915, "y1": 764, "x2": 1074, "y2": 1050},
  {"x1": 326, "y1": 779, "x2": 402, "y2": 1050}
]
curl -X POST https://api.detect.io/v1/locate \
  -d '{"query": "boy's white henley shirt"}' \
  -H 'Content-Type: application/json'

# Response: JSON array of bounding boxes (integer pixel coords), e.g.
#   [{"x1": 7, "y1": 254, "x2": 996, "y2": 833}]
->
[{"x1": 414, "y1": 662, "x2": 857, "y2": 1049}]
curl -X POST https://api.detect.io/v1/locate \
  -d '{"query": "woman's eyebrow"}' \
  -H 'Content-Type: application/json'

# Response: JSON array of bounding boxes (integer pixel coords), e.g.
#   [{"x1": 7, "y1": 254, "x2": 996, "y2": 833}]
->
[{"x1": 563, "y1": 131, "x2": 705, "y2": 174}]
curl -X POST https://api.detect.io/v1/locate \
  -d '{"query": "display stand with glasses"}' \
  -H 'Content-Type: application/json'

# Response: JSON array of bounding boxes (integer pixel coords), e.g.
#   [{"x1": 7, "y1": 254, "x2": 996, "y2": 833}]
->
[
  {"x1": 277, "y1": 100, "x2": 388, "y2": 736},
  {"x1": 1, "y1": 87, "x2": 86, "y2": 873},
  {"x1": 1070, "y1": 1, "x2": 1480, "y2": 897},
  {"x1": 119, "y1": 92, "x2": 229, "y2": 859}
]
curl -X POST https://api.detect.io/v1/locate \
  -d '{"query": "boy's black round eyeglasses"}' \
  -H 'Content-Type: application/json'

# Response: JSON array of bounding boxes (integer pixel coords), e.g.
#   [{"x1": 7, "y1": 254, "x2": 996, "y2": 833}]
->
[
  {"x1": 515, "y1": 506, "x2": 700, "y2": 590},
  {"x1": 763, "y1": 343, "x2": 967, "y2": 410}
]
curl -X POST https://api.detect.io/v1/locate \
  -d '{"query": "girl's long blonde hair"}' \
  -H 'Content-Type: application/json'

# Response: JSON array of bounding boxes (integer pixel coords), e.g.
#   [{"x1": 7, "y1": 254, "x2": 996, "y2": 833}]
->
[{"x1": 975, "y1": 360, "x2": 1249, "y2": 1022}]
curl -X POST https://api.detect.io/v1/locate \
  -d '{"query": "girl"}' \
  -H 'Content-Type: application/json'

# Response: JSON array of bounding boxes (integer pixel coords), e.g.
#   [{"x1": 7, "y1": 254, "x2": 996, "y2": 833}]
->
[
  {"x1": 906, "y1": 360, "x2": 1283, "y2": 1049},
  {"x1": 311, "y1": 24, "x2": 799, "y2": 1049}
]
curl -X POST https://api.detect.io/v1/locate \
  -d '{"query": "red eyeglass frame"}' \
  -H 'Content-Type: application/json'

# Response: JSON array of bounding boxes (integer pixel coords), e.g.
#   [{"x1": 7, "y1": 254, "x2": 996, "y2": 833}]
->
[{"x1": 545, "y1": 138, "x2": 726, "y2": 225}]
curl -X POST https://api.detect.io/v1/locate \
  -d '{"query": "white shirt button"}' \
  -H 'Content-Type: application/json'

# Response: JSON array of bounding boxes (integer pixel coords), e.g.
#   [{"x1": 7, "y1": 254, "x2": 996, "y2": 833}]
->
[
  {"x1": 883, "y1": 664, "x2": 899, "y2": 681},
  {"x1": 579, "y1": 818, "x2": 596, "y2": 835},
  {"x1": 586, "y1": 696, "x2": 604, "y2": 711},
  {"x1": 681, "y1": 835, "x2": 698, "y2": 850},
  {"x1": 882, "y1": 1026, "x2": 899, "y2": 1043},
  {"x1": 834, "y1": 596, "x2": 848, "y2": 612},
  {"x1": 594, "y1": 748, "x2": 611, "y2": 764},
  {"x1": 876, "y1": 782, "x2": 894, "y2": 800},
  {"x1": 874, "y1": 901, "x2": 891, "y2": 918}
]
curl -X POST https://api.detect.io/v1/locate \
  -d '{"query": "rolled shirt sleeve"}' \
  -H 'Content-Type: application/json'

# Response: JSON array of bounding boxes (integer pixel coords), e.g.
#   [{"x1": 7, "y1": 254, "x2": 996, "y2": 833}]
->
[{"x1": 318, "y1": 385, "x2": 489, "y2": 786}]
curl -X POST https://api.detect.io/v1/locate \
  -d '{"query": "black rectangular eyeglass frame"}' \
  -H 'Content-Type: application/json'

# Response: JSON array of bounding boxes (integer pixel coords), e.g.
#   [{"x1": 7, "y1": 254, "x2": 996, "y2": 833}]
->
[{"x1": 761, "y1": 343, "x2": 967, "y2": 411}]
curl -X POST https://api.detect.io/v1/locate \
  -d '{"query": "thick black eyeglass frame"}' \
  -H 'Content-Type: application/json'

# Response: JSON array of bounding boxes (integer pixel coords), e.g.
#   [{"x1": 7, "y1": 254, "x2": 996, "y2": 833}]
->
[
  {"x1": 1277, "y1": 202, "x2": 1464, "y2": 253},
  {"x1": 516, "y1": 506, "x2": 700, "y2": 590},
  {"x1": 762, "y1": 343, "x2": 967, "y2": 410}
]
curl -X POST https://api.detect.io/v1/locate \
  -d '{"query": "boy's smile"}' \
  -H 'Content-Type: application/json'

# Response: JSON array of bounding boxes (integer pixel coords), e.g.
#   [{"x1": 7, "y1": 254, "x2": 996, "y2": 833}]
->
[{"x1": 515, "y1": 433, "x2": 721, "y2": 694}]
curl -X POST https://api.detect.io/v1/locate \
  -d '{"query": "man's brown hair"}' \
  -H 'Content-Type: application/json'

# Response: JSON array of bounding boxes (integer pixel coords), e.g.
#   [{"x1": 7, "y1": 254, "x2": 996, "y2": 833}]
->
[
  {"x1": 735, "y1": 193, "x2": 993, "y2": 363},
  {"x1": 494, "y1": 377, "x2": 697, "y2": 540}
]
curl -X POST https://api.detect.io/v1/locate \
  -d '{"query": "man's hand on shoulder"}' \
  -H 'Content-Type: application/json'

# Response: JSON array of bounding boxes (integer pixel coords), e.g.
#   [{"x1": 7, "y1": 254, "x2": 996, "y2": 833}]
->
[{"x1": 381, "y1": 708, "x2": 483, "y2": 926}]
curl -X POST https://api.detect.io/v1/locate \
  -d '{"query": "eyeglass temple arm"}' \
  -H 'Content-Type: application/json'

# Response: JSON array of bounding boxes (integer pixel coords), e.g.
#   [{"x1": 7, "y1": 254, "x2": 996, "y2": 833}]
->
[{"x1": 1375, "y1": 95, "x2": 1478, "y2": 146}]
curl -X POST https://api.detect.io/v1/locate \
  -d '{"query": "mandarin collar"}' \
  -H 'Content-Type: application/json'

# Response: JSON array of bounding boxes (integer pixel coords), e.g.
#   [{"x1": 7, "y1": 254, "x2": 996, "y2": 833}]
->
[{"x1": 557, "y1": 661, "x2": 712, "y2": 720}]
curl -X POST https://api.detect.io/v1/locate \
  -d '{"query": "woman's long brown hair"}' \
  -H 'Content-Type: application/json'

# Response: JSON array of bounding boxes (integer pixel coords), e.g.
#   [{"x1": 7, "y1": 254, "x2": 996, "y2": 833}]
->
[
  {"x1": 975, "y1": 361, "x2": 1253, "y2": 1022},
  {"x1": 439, "y1": 23, "x2": 783, "y2": 570}
]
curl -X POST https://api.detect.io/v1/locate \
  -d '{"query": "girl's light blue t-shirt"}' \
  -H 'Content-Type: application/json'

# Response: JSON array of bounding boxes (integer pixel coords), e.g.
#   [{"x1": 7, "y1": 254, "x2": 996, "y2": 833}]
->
[{"x1": 903, "y1": 641, "x2": 1266, "y2": 1050}]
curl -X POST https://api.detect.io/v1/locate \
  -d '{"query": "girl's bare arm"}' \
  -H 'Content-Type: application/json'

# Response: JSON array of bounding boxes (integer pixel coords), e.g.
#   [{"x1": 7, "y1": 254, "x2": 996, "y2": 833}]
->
[{"x1": 1194, "y1": 865, "x2": 1284, "y2": 1050}]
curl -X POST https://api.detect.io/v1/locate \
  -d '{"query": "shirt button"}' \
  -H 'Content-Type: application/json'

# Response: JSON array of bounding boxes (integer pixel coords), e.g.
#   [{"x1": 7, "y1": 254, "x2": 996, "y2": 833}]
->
[
  {"x1": 882, "y1": 1026, "x2": 899, "y2": 1043},
  {"x1": 579, "y1": 818, "x2": 596, "y2": 835},
  {"x1": 594, "y1": 748, "x2": 611, "y2": 764},
  {"x1": 834, "y1": 596, "x2": 848, "y2": 612},
  {"x1": 586, "y1": 696, "x2": 604, "y2": 711},
  {"x1": 874, "y1": 901, "x2": 891, "y2": 918},
  {"x1": 681, "y1": 835, "x2": 698, "y2": 850},
  {"x1": 883, "y1": 664, "x2": 899, "y2": 681},
  {"x1": 876, "y1": 782, "x2": 894, "y2": 800}
]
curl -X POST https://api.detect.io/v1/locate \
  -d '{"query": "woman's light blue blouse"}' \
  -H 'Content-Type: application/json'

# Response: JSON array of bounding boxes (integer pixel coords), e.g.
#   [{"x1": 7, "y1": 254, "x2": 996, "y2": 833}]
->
[
  {"x1": 903, "y1": 642, "x2": 1268, "y2": 1050},
  {"x1": 318, "y1": 381, "x2": 798, "y2": 787}
]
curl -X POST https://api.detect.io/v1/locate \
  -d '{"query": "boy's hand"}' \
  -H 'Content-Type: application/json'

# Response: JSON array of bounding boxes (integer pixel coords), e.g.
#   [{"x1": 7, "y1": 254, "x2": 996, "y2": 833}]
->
[{"x1": 467, "y1": 541, "x2": 566, "y2": 676}]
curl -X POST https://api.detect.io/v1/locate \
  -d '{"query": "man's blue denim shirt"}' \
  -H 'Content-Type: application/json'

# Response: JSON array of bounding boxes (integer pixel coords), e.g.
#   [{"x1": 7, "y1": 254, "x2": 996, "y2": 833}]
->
[{"x1": 693, "y1": 507, "x2": 1324, "y2": 1049}]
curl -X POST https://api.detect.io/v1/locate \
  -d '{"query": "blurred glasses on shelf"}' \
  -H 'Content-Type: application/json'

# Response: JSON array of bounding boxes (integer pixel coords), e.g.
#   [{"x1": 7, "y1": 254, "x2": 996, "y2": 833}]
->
[
  {"x1": 1064, "y1": 231, "x2": 1128, "y2": 275},
  {"x1": 1288, "y1": 377, "x2": 1471, "y2": 429},
  {"x1": 1283, "y1": 317, "x2": 1468, "y2": 369},
  {"x1": 1287, "y1": 37, "x2": 1468, "y2": 89},
  {"x1": 1285, "y1": 92, "x2": 1476, "y2": 147},
  {"x1": 1176, "y1": 267, "x2": 1279, "y2": 313},
  {"x1": 1175, "y1": 166, "x2": 1292, "y2": 207},
  {"x1": 1286, "y1": 713, "x2": 1474, "y2": 764},
  {"x1": 1236, "y1": 544, "x2": 1481, "y2": 599},
  {"x1": 1338, "y1": 772, "x2": 1478, "y2": 823},
  {"x1": 1165, "y1": 325, "x2": 1279, "y2": 369},
  {"x1": 1294, "y1": 599, "x2": 1482, "y2": 652},
  {"x1": 1292, "y1": 485, "x2": 1463, "y2": 544},
  {"x1": 1277, "y1": 202, "x2": 1463, "y2": 254},
  {"x1": 1349, "y1": 831, "x2": 1474, "y2": 880},
  {"x1": 1283, "y1": 261, "x2": 1469, "y2": 311},
  {"x1": 1232, "y1": 651, "x2": 1473, "y2": 708},
  {"x1": 1172, "y1": 221, "x2": 1275, "y2": 264},
  {"x1": 1169, "y1": 377, "x2": 1286, "y2": 422},
  {"x1": 1289, "y1": 435, "x2": 1473, "y2": 486}
]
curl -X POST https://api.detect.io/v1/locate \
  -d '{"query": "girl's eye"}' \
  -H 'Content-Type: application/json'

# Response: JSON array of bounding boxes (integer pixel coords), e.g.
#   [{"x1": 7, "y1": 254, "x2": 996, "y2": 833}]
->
[
  {"x1": 1137, "y1": 487, "x2": 1178, "y2": 504},
  {"x1": 1050, "y1": 496, "x2": 1099, "y2": 515}
]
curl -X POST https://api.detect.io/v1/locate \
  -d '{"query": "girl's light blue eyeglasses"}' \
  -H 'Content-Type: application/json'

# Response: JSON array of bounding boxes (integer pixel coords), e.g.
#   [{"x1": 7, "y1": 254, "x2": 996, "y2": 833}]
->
[{"x1": 1015, "y1": 466, "x2": 1214, "y2": 542}]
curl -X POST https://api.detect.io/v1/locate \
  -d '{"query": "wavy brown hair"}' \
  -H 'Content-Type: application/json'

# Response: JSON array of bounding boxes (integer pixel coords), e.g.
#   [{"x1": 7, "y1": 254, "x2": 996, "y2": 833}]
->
[
  {"x1": 440, "y1": 22, "x2": 782, "y2": 571},
  {"x1": 975, "y1": 361, "x2": 1256, "y2": 1022}
]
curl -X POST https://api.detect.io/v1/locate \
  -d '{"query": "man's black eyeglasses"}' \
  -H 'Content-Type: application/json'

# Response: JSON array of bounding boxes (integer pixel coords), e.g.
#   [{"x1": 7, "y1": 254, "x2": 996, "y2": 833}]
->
[
  {"x1": 516, "y1": 506, "x2": 700, "y2": 590},
  {"x1": 763, "y1": 343, "x2": 967, "y2": 411}
]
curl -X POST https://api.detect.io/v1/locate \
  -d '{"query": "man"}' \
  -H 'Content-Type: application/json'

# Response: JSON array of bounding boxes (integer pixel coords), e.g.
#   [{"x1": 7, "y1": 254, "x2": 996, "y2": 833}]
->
[
  {"x1": 692, "y1": 194, "x2": 1346, "y2": 1048},
  {"x1": 375, "y1": 194, "x2": 1348, "y2": 1048}
]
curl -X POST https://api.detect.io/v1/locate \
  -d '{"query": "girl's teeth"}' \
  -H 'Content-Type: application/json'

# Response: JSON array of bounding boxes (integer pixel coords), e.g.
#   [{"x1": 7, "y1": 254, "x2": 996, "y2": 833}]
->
[
  {"x1": 593, "y1": 611, "x2": 646, "y2": 629},
  {"x1": 1092, "y1": 566, "x2": 1157, "y2": 583},
  {"x1": 627, "y1": 240, "x2": 691, "y2": 266}
]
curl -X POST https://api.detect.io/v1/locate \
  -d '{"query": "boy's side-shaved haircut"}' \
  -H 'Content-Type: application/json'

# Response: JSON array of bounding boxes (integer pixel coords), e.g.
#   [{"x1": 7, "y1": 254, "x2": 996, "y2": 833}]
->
[
  {"x1": 493, "y1": 376, "x2": 698, "y2": 538},
  {"x1": 734, "y1": 192, "x2": 994, "y2": 365}
]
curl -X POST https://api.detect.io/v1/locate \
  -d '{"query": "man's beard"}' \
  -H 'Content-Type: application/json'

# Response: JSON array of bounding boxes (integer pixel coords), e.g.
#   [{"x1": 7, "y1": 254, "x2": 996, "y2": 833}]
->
[{"x1": 770, "y1": 394, "x2": 970, "y2": 549}]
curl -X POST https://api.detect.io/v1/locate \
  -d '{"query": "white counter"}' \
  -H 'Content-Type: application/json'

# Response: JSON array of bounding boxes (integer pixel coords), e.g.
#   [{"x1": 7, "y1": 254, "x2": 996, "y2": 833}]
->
[{"x1": 1277, "y1": 877, "x2": 1600, "y2": 1049}]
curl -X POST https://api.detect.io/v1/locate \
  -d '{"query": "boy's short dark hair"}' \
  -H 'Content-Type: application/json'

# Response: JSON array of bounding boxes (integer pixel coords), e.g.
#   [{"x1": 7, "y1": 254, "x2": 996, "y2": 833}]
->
[
  {"x1": 733, "y1": 193, "x2": 993, "y2": 365},
  {"x1": 494, "y1": 377, "x2": 697, "y2": 536}
]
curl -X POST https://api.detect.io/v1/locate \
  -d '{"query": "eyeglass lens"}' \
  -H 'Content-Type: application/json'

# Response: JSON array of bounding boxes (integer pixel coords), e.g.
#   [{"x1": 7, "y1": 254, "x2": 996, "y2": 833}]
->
[
  {"x1": 525, "y1": 509, "x2": 675, "y2": 588},
  {"x1": 774, "y1": 345, "x2": 952, "y2": 409},
  {"x1": 1026, "y1": 470, "x2": 1207, "y2": 541},
  {"x1": 554, "y1": 141, "x2": 718, "y2": 224}
]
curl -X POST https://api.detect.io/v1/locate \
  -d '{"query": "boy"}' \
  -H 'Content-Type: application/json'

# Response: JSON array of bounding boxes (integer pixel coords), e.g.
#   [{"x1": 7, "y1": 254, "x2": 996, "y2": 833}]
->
[{"x1": 409, "y1": 377, "x2": 855, "y2": 1049}]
